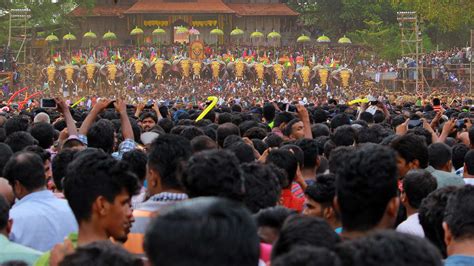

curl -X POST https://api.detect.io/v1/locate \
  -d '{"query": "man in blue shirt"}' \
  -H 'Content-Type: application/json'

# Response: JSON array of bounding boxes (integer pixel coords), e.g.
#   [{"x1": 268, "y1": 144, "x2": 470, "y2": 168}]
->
[
  {"x1": 444, "y1": 185, "x2": 474, "y2": 266},
  {"x1": 3, "y1": 152, "x2": 77, "y2": 252}
]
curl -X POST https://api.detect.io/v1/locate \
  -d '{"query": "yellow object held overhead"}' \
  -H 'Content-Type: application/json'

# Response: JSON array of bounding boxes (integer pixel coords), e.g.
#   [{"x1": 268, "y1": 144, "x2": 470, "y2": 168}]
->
[{"x1": 196, "y1": 96, "x2": 218, "y2": 121}]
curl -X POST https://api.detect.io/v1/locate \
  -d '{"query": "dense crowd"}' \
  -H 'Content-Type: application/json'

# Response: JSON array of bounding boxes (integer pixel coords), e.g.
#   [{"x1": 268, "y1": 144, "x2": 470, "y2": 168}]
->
[{"x1": 0, "y1": 89, "x2": 472, "y2": 265}]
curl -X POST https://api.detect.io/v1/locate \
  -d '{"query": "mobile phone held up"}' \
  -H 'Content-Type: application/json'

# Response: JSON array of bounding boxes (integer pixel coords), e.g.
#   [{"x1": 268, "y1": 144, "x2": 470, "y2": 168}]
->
[
  {"x1": 408, "y1": 119, "x2": 422, "y2": 129},
  {"x1": 41, "y1": 98, "x2": 57, "y2": 109}
]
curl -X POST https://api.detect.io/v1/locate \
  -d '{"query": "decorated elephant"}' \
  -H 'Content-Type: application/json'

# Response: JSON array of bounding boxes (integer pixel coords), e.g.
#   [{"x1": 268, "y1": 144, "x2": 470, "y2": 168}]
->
[
  {"x1": 202, "y1": 60, "x2": 227, "y2": 80},
  {"x1": 100, "y1": 62, "x2": 124, "y2": 96},
  {"x1": 191, "y1": 60, "x2": 202, "y2": 80},
  {"x1": 226, "y1": 60, "x2": 253, "y2": 81},
  {"x1": 312, "y1": 65, "x2": 330, "y2": 88},
  {"x1": 130, "y1": 59, "x2": 150, "y2": 84},
  {"x1": 59, "y1": 64, "x2": 80, "y2": 96},
  {"x1": 151, "y1": 59, "x2": 172, "y2": 81},
  {"x1": 294, "y1": 66, "x2": 312, "y2": 88},
  {"x1": 41, "y1": 64, "x2": 60, "y2": 95},
  {"x1": 81, "y1": 61, "x2": 101, "y2": 95},
  {"x1": 331, "y1": 68, "x2": 353, "y2": 88}
]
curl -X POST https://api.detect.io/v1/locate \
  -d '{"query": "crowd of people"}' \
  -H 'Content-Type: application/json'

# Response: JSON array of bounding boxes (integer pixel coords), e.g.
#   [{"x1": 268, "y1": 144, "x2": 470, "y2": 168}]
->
[{"x1": 0, "y1": 84, "x2": 472, "y2": 265}]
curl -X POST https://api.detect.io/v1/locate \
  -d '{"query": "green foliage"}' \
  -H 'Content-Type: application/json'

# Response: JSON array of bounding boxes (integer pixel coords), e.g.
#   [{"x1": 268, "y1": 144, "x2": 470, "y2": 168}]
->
[{"x1": 291, "y1": 0, "x2": 473, "y2": 60}]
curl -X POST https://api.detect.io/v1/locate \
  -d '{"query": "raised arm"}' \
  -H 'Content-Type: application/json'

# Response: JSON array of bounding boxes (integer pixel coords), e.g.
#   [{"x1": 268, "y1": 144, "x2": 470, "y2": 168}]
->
[
  {"x1": 78, "y1": 98, "x2": 111, "y2": 135},
  {"x1": 55, "y1": 97, "x2": 78, "y2": 137},
  {"x1": 296, "y1": 104, "x2": 313, "y2": 139},
  {"x1": 115, "y1": 98, "x2": 134, "y2": 140}
]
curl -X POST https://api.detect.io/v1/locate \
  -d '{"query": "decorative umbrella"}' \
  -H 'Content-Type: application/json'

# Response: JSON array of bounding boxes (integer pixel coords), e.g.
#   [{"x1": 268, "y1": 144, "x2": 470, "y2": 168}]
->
[
  {"x1": 338, "y1": 35, "x2": 352, "y2": 44},
  {"x1": 251, "y1": 30, "x2": 264, "y2": 53},
  {"x1": 176, "y1": 26, "x2": 189, "y2": 34},
  {"x1": 152, "y1": 27, "x2": 166, "y2": 53},
  {"x1": 63, "y1": 33, "x2": 77, "y2": 58},
  {"x1": 230, "y1": 27, "x2": 244, "y2": 36},
  {"x1": 230, "y1": 27, "x2": 244, "y2": 50},
  {"x1": 210, "y1": 27, "x2": 224, "y2": 50},
  {"x1": 317, "y1": 34, "x2": 331, "y2": 43},
  {"x1": 297, "y1": 34, "x2": 311, "y2": 59},
  {"x1": 83, "y1": 30, "x2": 97, "y2": 53},
  {"x1": 102, "y1": 31, "x2": 117, "y2": 50},
  {"x1": 267, "y1": 31, "x2": 281, "y2": 61},
  {"x1": 297, "y1": 34, "x2": 311, "y2": 43},
  {"x1": 45, "y1": 34, "x2": 59, "y2": 61},
  {"x1": 130, "y1": 26, "x2": 144, "y2": 48},
  {"x1": 83, "y1": 30, "x2": 97, "y2": 39},
  {"x1": 189, "y1": 27, "x2": 200, "y2": 41}
]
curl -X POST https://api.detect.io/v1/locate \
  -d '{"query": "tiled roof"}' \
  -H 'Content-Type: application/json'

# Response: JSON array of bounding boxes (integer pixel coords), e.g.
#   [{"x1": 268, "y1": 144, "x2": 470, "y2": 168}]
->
[
  {"x1": 227, "y1": 3, "x2": 299, "y2": 16},
  {"x1": 125, "y1": 0, "x2": 235, "y2": 14},
  {"x1": 70, "y1": 6, "x2": 129, "y2": 17}
]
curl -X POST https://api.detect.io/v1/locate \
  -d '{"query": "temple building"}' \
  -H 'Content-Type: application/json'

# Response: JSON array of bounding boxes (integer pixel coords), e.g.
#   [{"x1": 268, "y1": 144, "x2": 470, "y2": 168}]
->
[{"x1": 70, "y1": 0, "x2": 299, "y2": 47}]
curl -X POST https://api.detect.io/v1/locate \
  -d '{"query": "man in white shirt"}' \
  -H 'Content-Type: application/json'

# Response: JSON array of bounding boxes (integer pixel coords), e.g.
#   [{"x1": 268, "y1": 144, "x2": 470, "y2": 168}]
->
[{"x1": 397, "y1": 170, "x2": 437, "y2": 237}]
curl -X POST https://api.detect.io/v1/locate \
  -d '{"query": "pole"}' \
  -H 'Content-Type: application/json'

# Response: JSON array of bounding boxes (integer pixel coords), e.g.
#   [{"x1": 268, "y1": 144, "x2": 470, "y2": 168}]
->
[
  {"x1": 7, "y1": 12, "x2": 11, "y2": 48},
  {"x1": 470, "y1": 29, "x2": 473, "y2": 95}
]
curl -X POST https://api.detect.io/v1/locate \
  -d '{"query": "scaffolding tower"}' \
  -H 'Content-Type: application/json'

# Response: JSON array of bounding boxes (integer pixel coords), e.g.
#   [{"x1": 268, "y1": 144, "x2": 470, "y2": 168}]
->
[
  {"x1": 397, "y1": 11, "x2": 425, "y2": 92},
  {"x1": 8, "y1": 8, "x2": 31, "y2": 66}
]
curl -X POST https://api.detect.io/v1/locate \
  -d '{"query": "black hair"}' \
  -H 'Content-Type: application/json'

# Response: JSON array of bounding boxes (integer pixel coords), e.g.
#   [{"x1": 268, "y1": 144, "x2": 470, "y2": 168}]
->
[
  {"x1": 408, "y1": 127, "x2": 433, "y2": 146},
  {"x1": 242, "y1": 162, "x2": 281, "y2": 213},
  {"x1": 266, "y1": 149, "x2": 298, "y2": 188},
  {"x1": 280, "y1": 144, "x2": 304, "y2": 167},
  {"x1": 271, "y1": 215, "x2": 340, "y2": 260},
  {"x1": 330, "y1": 113, "x2": 351, "y2": 130},
  {"x1": 444, "y1": 185, "x2": 474, "y2": 240},
  {"x1": 311, "y1": 123, "x2": 330, "y2": 137},
  {"x1": 140, "y1": 111, "x2": 158, "y2": 123},
  {"x1": 64, "y1": 149, "x2": 139, "y2": 222},
  {"x1": 23, "y1": 145, "x2": 51, "y2": 164},
  {"x1": 332, "y1": 125, "x2": 356, "y2": 146},
  {"x1": 403, "y1": 170, "x2": 437, "y2": 209},
  {"x1": 190, "y1": 135, "x2": 217, "y2": 153},
  {"x1": 263, "y1": 103, "x2": 276, "y2": 122},
  {"x1": 312, "y1": 108, "x2": 328, "y2": 124},
  {"x1": 335, "y1": 144, "x2": 398, "y2": 231},
  {"x1": 254, "y1": 206, "x2": 296, "y2": 229},
  {"x1": 148, "y1": 134, "x2": 191, "y2": 190},
  {"x1": 29, "y1": 122, "x2": 55, "y2": 149},
  {"x1": 52, "y1": 149, "x2": 79, "y2": 192},
  {"x1": 305, "y1": 173, "x2": 336, "y2": 204},
  {"x1": 428, "y1": 143, "x2": 452, "y2": 169},
  {"x1": 264, "y1": 133, "x2": 283, "y2": 148},
  {"x1": 238, "y1": 120, "x2": 259, "y2": 137},
  {"x1": 144, "y1": 197, "x2": 259, "y2": 266},
  {"x1": 373, "y1": 111, "x2": 385, "y2": 123},
  {"x1": 59, "y1": 241, "x2": 143, "y2": 266},
  {"x1": 182, "y1": 150, "x2": 244, "y2": 201},
  {"x1": 228, "y1": 142, "x2": 255, "y2": 163},
  {"x1": 122, "y1": 150, "x2": 148, "y2": 184},
  {"x1": 464, "y1": 150, "x2": 474, "y2": 175},
  {"x1": 274, "y1": 112, "x2": 294, "y2": 128},
  {"x1": 0, "y1": 143, "x2": 13, "y2": 175},
  {"x1": 3, "y1": 152, "x2": 45, "y2": 191},
  {"x1": 272, "y1": 246, "x2": 341, "y2": 266},
  {"x1": 87, "y1": 119, "x2": 115, "y2": 154},
  {"x1": 158, "y1": 118, "x2": 174, "y2": 133},
  {"x1": 328, "y1": 146, "x2": 354, "y2": 174},
  {"x1": 0, "y1": 195, "x2": 9, "y2": 230},
  {"x1": 179, "y1": 126, "x2": 204, "y2": 141},
  {"x1": 216, "y1": 122, "x2": 240, "y2": 147},
  {"x1": 335, "y1": 230, "x2": 442, "y2": 266},
  {"x1": 359, "y1": 112, "x2": 374, "y2": 124},
  {"x1": 418, "y1": 186, "x2": 459, "y2": 258},
  {"x1": 4, "y1": 116, "x2": 29, "y2": 136},
  {"x1": 5, "y1": 131, "x2": 37, "y2": 153},
  {"x1": 217, "y1": 112, "x2": 232, "y2": 125},
  {"x1": 452, "y1": 143, "x2": 469, "y2": 170},
  {"x1": 243, "y1": 127, "x2": 267, "y2": 140},
  {"x1": 252, "y1": 139, "x2": 268, "y2": 155},
  {"x1": 391, "y1": 134, "x2": 429, "y2": 169},
  {"x1": 295, "y1": 138, "x2": 319, "y2": 169}
]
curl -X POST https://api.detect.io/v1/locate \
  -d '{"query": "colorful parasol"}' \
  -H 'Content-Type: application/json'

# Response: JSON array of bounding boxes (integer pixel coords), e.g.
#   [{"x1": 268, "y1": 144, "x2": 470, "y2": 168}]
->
[
  {"x1": 317, "y1": 34, "x2": 331, "y2": 43},
  {"x1": 230, "y1": 27, "x2": 244, "y2": 36},
  {"x1": 338, "y1": 35, "x2": 352, "y2": 44}
]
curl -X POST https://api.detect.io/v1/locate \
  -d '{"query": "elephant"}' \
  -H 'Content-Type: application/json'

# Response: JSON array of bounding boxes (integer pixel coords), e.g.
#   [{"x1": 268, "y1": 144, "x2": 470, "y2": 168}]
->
[
  {"x1": 81, "y1": 62, "x2": 101, "y2": 95},
  {"x1": 226, "y1": 60, "x2": 253, "y2": 81},
  {"x1": 331, "y1": 68, "x2": 353, "y2": 88},
  {"x1": 100, "y1": 62, "x2": 124, "y2": 96},
  {"x1": 130, "y1": 59, "x2": 150, "y2": 85},
  {"x1": 151, "y1": 59, "x2": 172, "y2": 81},
  {"x1": 41, "y1": 64, "x2": 60, "y2": 95},
  {"x1": 202, "y1": 60, "x2": 227, "y2": 81},
  {"x1": 311, "y1": 65, "x2": 331, "y2": 88},
  {"x1": 295, "y1": 66, "x2": 312, "y2": 88},
  {"x1": 59, "y1": 64, "x2": 80, "y2": 96}
]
